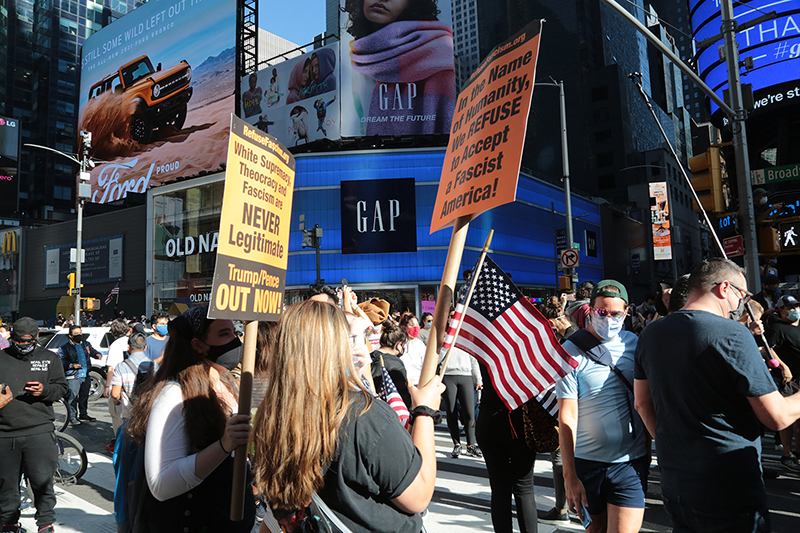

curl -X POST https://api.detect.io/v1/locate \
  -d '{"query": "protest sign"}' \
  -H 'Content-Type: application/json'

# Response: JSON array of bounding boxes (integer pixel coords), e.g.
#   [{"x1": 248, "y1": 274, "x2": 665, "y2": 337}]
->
[
  {"x1": 430, "y1": 20, "x2": 542, "y2": 234},
  {"x1": 209, "y1": 114, "x2": 296, "y2": 321}
]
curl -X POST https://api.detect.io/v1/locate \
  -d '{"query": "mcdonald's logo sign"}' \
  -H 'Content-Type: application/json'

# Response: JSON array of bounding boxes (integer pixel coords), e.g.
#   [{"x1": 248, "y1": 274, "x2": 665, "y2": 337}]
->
[{"x1": 2, "y1": 231, "x2": 17, "y2": 254}]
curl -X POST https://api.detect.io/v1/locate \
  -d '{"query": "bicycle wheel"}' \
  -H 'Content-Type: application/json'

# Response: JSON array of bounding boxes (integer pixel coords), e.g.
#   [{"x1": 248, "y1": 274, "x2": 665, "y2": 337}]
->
[
  {"x1": 54, "y1": 431, "x2": 87, "y2": 483},
  {"x1": 53, "y1": 398, "x2": 69, "y2": 432}
]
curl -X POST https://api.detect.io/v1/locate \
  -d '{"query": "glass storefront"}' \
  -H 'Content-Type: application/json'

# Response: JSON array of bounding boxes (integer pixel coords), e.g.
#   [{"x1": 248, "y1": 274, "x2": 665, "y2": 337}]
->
[{"x1": 151, "y1": 178, "x2": 225, "y2": 313}]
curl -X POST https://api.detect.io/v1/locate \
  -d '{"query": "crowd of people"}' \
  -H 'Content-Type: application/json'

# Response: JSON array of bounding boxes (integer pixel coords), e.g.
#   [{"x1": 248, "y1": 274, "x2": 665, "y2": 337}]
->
[{"x1": 1, "y1": 258, "x2": 799, "y2": 533}]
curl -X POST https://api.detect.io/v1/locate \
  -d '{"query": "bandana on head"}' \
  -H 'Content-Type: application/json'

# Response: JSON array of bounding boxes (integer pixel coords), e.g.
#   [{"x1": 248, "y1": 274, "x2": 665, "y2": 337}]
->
[{"x1": 179, "y1": 306, "x2": 209, "y2": 339}]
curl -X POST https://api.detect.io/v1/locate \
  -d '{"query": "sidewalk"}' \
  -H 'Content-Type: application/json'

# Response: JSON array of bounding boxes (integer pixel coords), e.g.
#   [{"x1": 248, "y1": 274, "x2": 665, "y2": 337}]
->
[{"x1": 21, "y1": 427, "x2": 578, "y2": 532}]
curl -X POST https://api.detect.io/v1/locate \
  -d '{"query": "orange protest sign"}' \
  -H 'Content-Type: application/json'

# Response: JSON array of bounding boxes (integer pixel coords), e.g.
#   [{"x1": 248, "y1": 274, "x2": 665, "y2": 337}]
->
[{"x1": 431, "y1": 20, "x2": 542, "y2": 234}]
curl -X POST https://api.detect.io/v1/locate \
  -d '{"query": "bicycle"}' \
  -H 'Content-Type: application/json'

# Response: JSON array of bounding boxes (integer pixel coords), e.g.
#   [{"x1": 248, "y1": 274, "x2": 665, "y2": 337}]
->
[
  {"x1": 54, "y1": 430, "x2": 87, "y2": 484},
  {"x1": 52, "y1": 397, "x2": 70, "y2": 432}
]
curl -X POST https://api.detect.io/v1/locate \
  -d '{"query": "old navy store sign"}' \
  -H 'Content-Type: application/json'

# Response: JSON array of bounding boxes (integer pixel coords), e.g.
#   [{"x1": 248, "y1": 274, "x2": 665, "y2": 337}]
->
[{"x1": 340, "y1": 178, "x2": 417, "y2": 254}]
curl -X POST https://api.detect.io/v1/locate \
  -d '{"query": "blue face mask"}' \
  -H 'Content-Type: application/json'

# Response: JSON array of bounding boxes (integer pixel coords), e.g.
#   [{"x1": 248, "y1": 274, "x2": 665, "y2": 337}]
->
[
  {"x1": 155, "y1": 324, "x2": 168, "y2": 336},
  {"x1": 788, "y1": 309, "x2": 800, "y2": 323},
  {"x1": 591, "y1": 314, "x2": 625, "y2": 340}
]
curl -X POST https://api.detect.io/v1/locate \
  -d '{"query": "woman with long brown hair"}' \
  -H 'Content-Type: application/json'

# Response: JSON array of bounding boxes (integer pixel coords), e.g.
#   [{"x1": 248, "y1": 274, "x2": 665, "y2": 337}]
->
[
  {"x1": 127, "y1": 306, "x2": 255, "y2": 532},
  {"x1": 251, "y1": 300, "x2": 444, "y2": 533}
]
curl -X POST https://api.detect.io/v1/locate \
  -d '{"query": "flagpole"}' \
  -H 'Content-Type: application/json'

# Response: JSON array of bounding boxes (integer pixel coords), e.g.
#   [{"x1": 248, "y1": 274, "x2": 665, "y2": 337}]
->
[
  {"x1": 438, "y1": 230, "x2": 494, "y2": 377},
  {"x1": 419, "y1": 216, "x2": 471, "y2": 388}
]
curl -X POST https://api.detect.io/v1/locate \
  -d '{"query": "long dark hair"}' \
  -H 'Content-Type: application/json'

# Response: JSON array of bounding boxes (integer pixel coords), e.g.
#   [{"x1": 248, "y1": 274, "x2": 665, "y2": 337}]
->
[
  {"x1": 128, "y1": 311, "x2": 237, "y2": 450},
  {"x1": 379, "y1": 319, "x2": 408, "y2": 349},
  {"x1": 343, "y1": 0, "x2": 441, "y2": 40}
]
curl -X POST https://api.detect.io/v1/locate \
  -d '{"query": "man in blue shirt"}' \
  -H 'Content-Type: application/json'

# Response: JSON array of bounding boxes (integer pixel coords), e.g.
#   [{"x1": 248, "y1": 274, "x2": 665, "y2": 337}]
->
[
  {"x1": 57, "y1": 325, "x2": 100, "y2": 424},
  {"x1": 557, "y1": 280, "x2": 647, "y2": 533},
  {"x1": 635, "y1": 259, "x2": 800, "y2": 532}
]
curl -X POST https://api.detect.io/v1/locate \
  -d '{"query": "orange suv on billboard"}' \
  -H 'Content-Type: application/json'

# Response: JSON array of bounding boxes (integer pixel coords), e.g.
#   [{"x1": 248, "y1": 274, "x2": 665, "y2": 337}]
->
[{"x1": 88, "y1": 55, "x2": 192, "y2": 144}]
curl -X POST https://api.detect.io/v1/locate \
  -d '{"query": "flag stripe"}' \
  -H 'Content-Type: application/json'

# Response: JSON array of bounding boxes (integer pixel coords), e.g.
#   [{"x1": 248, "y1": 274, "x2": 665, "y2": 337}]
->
[
  {"x1": 480, "y1": 311, "x2": 543, "y2": 397},
  {"x1": 494, "y1": 309, "x2": 549, "y2": 393},
  {"x1": 506, "y1": 303, "x2": 568, "y2": 381}
]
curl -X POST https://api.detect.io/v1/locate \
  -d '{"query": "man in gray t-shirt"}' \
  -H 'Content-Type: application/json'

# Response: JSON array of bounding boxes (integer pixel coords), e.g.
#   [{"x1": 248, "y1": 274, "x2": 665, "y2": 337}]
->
[{"x1": 557, "y1": 280, "x2": 647, "y2": 533}]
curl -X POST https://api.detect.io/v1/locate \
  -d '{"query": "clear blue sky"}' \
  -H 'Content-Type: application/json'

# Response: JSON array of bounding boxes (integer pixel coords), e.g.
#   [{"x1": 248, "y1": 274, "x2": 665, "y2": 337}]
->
[{"x1": 259, "y1": 0, "x2": 327, "y2": 49}]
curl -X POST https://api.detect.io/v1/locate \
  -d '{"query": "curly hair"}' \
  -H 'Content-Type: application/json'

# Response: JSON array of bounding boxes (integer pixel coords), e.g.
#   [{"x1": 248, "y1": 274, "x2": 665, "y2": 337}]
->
[{"x1": 343, "y1": 0, "x2": 441, "y2": 40}]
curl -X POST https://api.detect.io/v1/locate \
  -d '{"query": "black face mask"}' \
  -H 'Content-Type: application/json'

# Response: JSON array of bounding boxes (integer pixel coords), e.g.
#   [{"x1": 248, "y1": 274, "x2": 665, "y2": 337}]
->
[
  {"x1": 12, "y1": 342, "x2": 37, "y2": 357},
  {"x1": 69, "y1": 335, "x2": 84, "y2": 343},
  {"x1": 206, "y1": 337, "x2": 243, "y2": 370}
]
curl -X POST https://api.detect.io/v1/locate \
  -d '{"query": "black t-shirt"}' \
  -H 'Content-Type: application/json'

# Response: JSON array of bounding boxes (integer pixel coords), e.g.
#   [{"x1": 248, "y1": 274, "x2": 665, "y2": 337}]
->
[
  {"x1": 318, "y1": 394, "x2": 423, "y2": 533},
  {"x1": 635, "y1": 310, "x2": 776, "y2": 509},
  {"x1": 766, "y1": 320, "x2": 800, "y2": 377},
  {"x1": 371, "y1": 350, "x2": 412, "y2": 408}
]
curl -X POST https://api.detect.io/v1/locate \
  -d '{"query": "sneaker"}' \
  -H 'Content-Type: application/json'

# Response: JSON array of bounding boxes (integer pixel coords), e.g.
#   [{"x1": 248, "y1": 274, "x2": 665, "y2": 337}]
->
[
  {"x1": 2, "y1": 524, "x2": 22, "y2": 533},
  {"x1": 466, "y1": 445, "x2": 482, "y2": 458},
  {"x1": 78, "y1": 416, "x2": 96, "y2": 422},
  {"x1": 69, "y1": 419, "x2": 81, "y2": 425},
  {"x1": 38, "y1": 527, "x2": 55, "y2": 533},
  {"x1": 538, "y1": 507, "x2": 569, "y2": 525},
  {"x1": 780, "y1": 454, "x2": 800, "y2": 472},
  {"x1": 451, "y1": 444, "x2": 461, "y2": 458}
]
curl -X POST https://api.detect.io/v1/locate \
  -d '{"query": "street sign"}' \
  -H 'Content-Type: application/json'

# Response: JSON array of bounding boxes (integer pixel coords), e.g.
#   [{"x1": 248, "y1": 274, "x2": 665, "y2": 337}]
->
[
  {"x1": 751, "y1": 163, "x2": 800, "y2": 185},
  {"x1": 560, "y1": 249, "x2": 579, "y2": 269},
  {"x1": 723, "y1": 235, "x2": 744, "y2": 257},
  {"x1": 779, "y1": 222, "x2": 800, "y2": 251}
]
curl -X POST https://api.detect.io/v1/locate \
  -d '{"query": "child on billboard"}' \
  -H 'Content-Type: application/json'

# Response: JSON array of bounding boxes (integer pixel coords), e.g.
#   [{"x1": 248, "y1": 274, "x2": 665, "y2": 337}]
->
[{"x1": 343, "y1": 0, "x2": 455, "y2": 135}]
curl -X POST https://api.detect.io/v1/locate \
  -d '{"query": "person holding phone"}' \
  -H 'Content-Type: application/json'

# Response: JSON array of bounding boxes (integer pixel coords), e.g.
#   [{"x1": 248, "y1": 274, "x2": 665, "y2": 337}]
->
[{"x1": 0, "y1": 317, "x2": 68, "y2": 533}]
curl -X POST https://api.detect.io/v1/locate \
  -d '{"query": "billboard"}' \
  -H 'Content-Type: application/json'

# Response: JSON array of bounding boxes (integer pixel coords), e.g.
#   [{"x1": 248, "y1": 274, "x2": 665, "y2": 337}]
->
[
  {"x1": 649, "y1": 182, "x2": 672, "y2": 261},
  {"x1": 78, "y1": 0, "x2": 236, "y2": 204},
  {"x1": 44, "y1": 235, "x2": 124, "y2": 288},
  {"x1": 338, "y1": 0, "x2": 456, "y2": 136},
  {"x1": 0, "y1": 116, "x2": 20, "y2": 216},
  {"x1": 689, "y1": 0, "x2": 800, "y2": 122},
  {"x1": 239, "y1": 42, "x2": 340, "y2": 147}
]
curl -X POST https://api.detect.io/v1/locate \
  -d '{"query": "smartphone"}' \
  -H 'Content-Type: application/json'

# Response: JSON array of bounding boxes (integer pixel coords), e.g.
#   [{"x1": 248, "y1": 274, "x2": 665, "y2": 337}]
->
[
  {"x1": 341, "y1": 278, "x2": 348, "y2": 287},
  {"x1": 1, "y1": 383, "x2": 7, "y2": 394},
  {"x1": 579, "y1": 503, "x2": 592, "y2": 528}
]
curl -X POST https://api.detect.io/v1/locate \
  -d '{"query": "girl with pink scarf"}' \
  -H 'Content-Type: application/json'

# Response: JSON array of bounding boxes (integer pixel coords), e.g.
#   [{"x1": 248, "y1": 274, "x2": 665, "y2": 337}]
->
[{"x1": 344, "y1": 0, "x2": 455, "y2": 135}]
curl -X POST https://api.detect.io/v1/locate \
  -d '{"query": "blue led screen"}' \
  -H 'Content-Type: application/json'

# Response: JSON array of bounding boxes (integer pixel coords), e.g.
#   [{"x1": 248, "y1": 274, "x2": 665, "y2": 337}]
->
[
  {"x1": 286, "y1": 149, "x2": 602, "y2": 288},
  {"x1": 689, "y1": 0, "x2": 800, "y2": 117}
]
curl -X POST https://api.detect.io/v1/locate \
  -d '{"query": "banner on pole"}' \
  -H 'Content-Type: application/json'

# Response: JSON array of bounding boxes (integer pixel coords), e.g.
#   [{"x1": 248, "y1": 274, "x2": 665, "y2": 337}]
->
[
  {"x1": 430, "y1": 20, "x2": 542, "y2": 233},
  {"x1": 209, "y1": 114, "x2": 296, "y2": 321}
]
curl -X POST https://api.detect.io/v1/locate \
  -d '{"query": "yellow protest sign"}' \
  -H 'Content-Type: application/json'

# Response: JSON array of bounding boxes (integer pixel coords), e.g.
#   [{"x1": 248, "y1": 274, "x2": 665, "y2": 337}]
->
[{"x1": 209, "y1": 114, "x2": 296, "y2": 321}]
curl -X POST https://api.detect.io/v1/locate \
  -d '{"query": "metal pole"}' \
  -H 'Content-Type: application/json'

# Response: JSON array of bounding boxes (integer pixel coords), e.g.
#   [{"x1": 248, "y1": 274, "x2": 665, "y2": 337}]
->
[
  {"x1": 721, "y1": 0, "x2": 760, "y2": 292},
  {"x1": 314, "y1": 224, "x2": 321, "y2": 285},
  {"x1": 75, "y1": 151, "x2": 85, "y2": 323},
  {"x1": 559, "y1": 81, "x2": 574, "y2": 290}
]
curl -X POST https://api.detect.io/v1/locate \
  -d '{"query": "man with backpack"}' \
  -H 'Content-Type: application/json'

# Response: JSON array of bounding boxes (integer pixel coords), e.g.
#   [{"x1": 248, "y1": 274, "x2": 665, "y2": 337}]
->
[
  {"x1": 109, "y1": 333, "x2": 153, "y2": 425},
  {"x1": 556, "y1": 280, "x2": 648, "y2": 533}
]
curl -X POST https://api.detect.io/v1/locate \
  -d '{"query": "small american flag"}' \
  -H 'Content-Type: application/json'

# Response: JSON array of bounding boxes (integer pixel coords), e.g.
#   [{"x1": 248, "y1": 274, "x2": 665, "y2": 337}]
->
[
  {"x1": 445, "y1": 256, "x2": 578, "y2": 411},
  {"x1": 105, "y1": 283, "x2": 119, "y2": 305},
  {"x1": 378, "y1": 364, "x2": 410, "y2": 428}
]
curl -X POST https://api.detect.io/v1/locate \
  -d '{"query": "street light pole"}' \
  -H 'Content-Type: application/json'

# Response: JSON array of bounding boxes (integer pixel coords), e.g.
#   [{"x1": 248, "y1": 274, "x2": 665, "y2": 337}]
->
[
  {"x1": 721, "y1": 0, "x2": 760, "y2": 292},
  {"x1": 537, "y1": 80, "x2": 575, "y2": 290}
]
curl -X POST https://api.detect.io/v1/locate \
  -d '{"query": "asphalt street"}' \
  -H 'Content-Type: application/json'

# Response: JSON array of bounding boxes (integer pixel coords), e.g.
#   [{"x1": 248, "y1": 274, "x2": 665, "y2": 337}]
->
[{"x1": 19, "y1": 396, "x2": 800, "y2": 532}]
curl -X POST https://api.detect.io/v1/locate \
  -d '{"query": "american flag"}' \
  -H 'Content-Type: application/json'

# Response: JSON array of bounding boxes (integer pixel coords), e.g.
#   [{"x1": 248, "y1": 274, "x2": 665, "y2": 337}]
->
[
  {"x1": 444, "y1": 256, "x2": 578, "y2": 411},
  {"x1": 377, "y1": 364, "x2": 410, "y2": 428},
  {"x1": 105, "y1": 282, "x2": 120, "y2": 305}
]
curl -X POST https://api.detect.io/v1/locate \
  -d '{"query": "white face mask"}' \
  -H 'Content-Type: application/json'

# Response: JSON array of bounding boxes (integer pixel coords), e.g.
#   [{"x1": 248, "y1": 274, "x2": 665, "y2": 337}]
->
[
  {"x1": 590, "y1": 314, "x2": 625, "y2": 340},
  {"x1": 759, "y1": 196, "x2": 768, "y2": 206}
]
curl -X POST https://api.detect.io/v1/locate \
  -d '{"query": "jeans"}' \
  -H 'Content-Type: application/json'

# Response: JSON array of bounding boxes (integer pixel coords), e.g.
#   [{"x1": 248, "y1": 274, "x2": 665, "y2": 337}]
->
[
  {"x1": 662, "y1": 492, "x2": 771, "y2": 533},
  {"x1": 66, "y1": 375, "x2": 90, "y2": 421},
  {"x1": 0, "y1": 433, "x2": 58, "y2": 529}
]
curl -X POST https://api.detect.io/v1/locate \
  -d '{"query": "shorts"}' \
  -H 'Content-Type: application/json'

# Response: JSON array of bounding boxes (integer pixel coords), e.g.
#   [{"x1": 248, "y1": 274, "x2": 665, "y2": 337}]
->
[{"x1": 574, "y1": 455, "x2": 648, "y2": 515}]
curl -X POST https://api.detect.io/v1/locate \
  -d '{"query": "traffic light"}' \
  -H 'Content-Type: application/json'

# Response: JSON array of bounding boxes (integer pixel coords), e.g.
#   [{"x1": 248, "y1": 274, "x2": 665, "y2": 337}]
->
[
  {"x1": 689, "y1": 147, "x2": 728, "y2": 213},
  {"x1": 301, "y1": 229, "x2": 314, "y2": 248},
  {"x1": 81, "y1": 298, "x2": 101, "y2": 311},
  {"x1": 66, "y1": 273, "x2": 83, "y2": 295}
]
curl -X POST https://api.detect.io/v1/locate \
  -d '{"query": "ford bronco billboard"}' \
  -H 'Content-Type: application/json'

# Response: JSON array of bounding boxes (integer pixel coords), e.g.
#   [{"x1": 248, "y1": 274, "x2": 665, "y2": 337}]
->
[{"x1": 78, "y1": 0, "x2": 236, "y2": 204}]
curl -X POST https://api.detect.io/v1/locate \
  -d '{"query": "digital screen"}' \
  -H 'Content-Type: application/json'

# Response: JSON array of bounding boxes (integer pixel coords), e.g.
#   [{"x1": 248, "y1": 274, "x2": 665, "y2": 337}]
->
[
  {"x1": 689, "y1": 0, "x2": 800, "y2": 118},
  {"x1": 0, "y1": 116, "x2": 20, "y2": 216}
]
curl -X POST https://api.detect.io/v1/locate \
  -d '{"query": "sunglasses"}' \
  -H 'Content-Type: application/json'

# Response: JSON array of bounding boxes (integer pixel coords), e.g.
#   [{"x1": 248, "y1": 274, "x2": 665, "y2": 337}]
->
[{"x1": 592, "y1": 308, "x2": 626, "y2": 319}]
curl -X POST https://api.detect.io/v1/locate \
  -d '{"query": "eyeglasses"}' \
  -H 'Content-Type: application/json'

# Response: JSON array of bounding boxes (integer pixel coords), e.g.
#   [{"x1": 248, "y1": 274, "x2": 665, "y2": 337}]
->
[
  {"x1": 592, "y1": 308, "x2": 626, "y2": 319},
  {"x1": 717, "y1": 281, "x2": 752, "y2": 304},
  {"x1": 349, "y1": 333, "x2": 367, "y2": 349}
]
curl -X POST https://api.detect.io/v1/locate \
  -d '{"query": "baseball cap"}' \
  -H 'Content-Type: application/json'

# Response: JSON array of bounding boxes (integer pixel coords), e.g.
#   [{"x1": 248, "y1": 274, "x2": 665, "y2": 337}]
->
[
  {"x1": 753, "y1": 188, "x2": 767, "y2": 197},
  {"x1": 776, "y1": 296, "x2": 799, "y2": 308},
  {"x1": 763, "y1": 275, "x2": 780, "y2": 285},
  {"x1": 591, "y1": 280, "x2": 629, "y2": 305},
  {"x1": 11, "y1": 317, "x2": 39, "y2": 341}
]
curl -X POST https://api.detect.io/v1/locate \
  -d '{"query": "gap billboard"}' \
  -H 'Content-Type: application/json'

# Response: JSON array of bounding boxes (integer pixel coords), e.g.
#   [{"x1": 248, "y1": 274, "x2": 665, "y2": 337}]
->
[
  {"x1": 338, "y1": 0, "x2": 456, "y2": 136},
  {"x1": 78, "y1": 0, "x2": 236, "y2": 204}
]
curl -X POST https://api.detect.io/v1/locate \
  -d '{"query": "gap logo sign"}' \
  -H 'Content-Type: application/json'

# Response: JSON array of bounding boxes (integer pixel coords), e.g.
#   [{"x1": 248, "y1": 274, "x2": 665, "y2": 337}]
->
[{"x1": 340, "y1": 178, "x2": 417, "y2": 255}]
